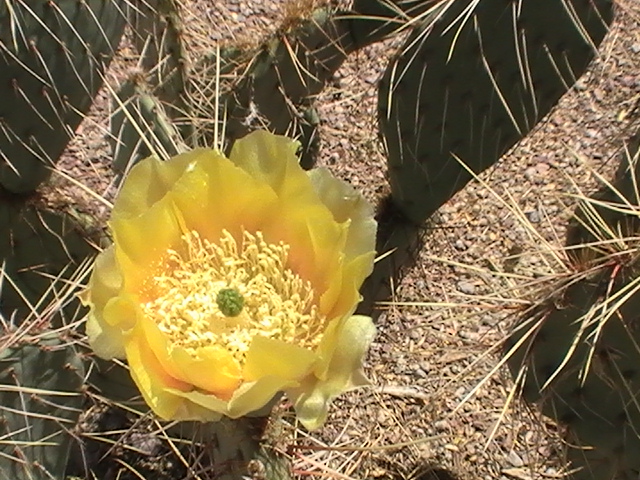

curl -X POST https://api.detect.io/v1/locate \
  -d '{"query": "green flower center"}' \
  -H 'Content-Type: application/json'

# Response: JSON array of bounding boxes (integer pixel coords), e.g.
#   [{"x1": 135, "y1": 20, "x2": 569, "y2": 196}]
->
[
  {"x1": 216, "y1": 288, "x2": 245, "y2": 317},
  {"x1": 141, "y1": 229, "x2": 325, "y2": 364}
]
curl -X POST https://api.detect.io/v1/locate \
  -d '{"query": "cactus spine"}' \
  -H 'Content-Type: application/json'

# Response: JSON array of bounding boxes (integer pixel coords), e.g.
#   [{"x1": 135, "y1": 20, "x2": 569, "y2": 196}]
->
[
  {"x1": 0, "y1": 201, "x2": 97, "y2": 324},
  {"x1": 506, "y1": 131, "x2": 640, "y2": 479},
  {"x1": 362, "y1": 0, "x2": 615, "y2": 316},
  {"x1": 0, "y1": 332, "x2": 85, "y2": 480},
  {"x1": 0, "y1": 0, "x2": 126, "y2": 193}
]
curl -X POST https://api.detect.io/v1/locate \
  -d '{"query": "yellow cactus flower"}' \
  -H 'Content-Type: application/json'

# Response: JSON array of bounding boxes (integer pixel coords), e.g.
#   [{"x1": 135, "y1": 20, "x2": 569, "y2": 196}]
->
[{"x1": 83, "y1": 130, "x2": 377, "y2": 430}]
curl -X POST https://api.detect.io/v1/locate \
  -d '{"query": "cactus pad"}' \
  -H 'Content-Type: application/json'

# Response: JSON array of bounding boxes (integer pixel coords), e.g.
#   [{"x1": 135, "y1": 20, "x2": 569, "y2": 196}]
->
[
  {"x1": 379, "y1": 0, "x2": 614, "y2": 224},
  {"x1": 128, "y1": 0, "x2": 191, "y2": 136},
  {"x1": 506, "y1": 132, "x2": 640, "y2": 479},
  {"x1": 0, "y1": 201, "x2": 97, "y2": 325},
  {"x1": 110, "y1": 77, "x2": 183, "y2": 176},
  {"x1": 0, "y1": 0, "x2": 126, "y2": 193},
  {"x1": 0, "y1": 332, "x2": 85, "y2": 480},
  {"x1": 507, "y1": 267, "x2": 640, "y2": 479},
  {"x1": 169, "y1": 416, "x2": 293, "y2": 480}
]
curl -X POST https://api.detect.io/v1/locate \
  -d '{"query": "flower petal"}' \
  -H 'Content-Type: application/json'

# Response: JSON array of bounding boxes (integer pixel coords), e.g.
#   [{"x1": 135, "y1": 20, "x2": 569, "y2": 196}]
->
[
  {"x1": 168, "y1": 388, "x2": 231, "y2": 417},
  {"x1": 320, "y1": 251, "x2": 376, "y2": 320},
  {"x1": 124, "y1": 331, "x2": 193, "y2": 420},
  {"x1": 227, "y1": 376, "x2": 294, "y2": 418},
  {"x1": 263, "y1": 202, "x2": 347, "y2": 289},
  {"x1": 243, "y1": 336, "x2": 317, "y2": 382},
  {"x1": 169, "y1": 150, "x2": 279, "y2": 241},
  {"x1": 111, "y1": 196, "x2": 181, "y2": 267},
  {"x1": 102, "y1": 295, "x2": 138, "y2": 329},
  {"x1": 229, "y1": 130, "x2": 311, "y2": 203},
  {"x1": 169, "y1": 376, "x2": 291, "y2": 419},
  {"x1": 86, "y1": 312, "x2": 126, "y2": 359},
  {"x1": 111, "y1": 196, "x2": 183, "y2": 296},
  {"x1": 139, "y1": 315, "x2": 242, "y2": 397},
  {"x1": 289, "y1": 315, "x2": 376, "y2": 430},
  {"x1": 112, "y1": 150, "x2": 209, "y2": 219},
  {"x1": 308, "y1": 167, "x2": 376, "y2": 261},
  {"x1": 308, "y1": 168, "x2": 376, "y2": 318},
  {"x1": 82, "y1": 246, "x2": 129, "y2": 359},
  {"x1": 83, "y1": 245, "x2": 122, "y2": 310},
  {"x1": 172, "y1": 346, "x2": 242, "y2": 398}
]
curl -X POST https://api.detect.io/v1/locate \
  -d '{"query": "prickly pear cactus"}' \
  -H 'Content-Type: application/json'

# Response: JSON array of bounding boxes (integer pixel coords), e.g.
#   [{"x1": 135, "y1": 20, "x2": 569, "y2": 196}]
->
[
  {"x1": 0, "y1": 332, "x2": 85, "y2": 480},
  {"x1": 114, "y1": 0, "x2": 458, "y2": 173},
  {"x1": 190, "y1": 6, "x2": 345, "y2": 166},
  {"x1": 127, "y1": 0, "x2": 191, "y2": 133},
  {"x1": 361, "y1": 0, "x2": 615, "y2": 316},
  {"x1": 0, "y1": 200, "x2": 97, "y2": 324},
  {"x1": 110, "y1": 76, "x2": 183, "y2": 176},
  {"x1": 380, "y1": 0, "x2": 614, "y2": 223},
  {"x1": 190, "y1": 1, "x2": 439, "y2": 167},
  {"x1": 509, "y1": 272, "x2": 640, "y2": 480},
  {"x1": 0, "y1": 0, "x2": 126, "y2": 193},
  {"x1": 167, "y1": 417, "x2": 293, "y2": 480},
  {"x1": 506, "y1": 132, "x2": 640, "y2": 479}
]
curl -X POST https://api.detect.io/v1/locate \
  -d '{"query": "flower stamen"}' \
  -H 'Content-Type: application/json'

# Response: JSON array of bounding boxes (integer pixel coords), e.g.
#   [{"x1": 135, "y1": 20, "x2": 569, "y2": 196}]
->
[{"x1": 141, "y1": 230, "x2": 325, "y2": 364}]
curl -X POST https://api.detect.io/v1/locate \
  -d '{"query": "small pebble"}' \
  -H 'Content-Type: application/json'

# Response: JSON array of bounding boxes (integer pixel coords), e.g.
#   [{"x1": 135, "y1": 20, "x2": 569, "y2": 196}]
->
[
  {"x1": 526, "y1": 210, "x2": 541, "y2": 223},
  {"x1": 457, "y1": 281, "x2": 476, "y2": 295},
  {"x1": 507, "y1": 450, "x2": 524, "y2": 467}
]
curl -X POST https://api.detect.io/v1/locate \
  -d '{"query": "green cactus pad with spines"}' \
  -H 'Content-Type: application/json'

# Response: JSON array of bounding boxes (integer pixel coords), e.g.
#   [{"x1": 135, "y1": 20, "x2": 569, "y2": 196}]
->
[
  {"x1": 191, "y1": 7, "x2": 343, "y2": 163},
  {"x1": 358, "y1": 195, "x2": 425, "y2": 318},
  {"x1": 169, "y1": 416, "x2": 293, "y2": 480},
  {"x1": 566, "y1": 132, "x2": 640, "y2": 267},
  {"x1": 0, "y1": 332, "x2": 85, "y2": 480},
  {"x1": 506, "y1": 133, "x2": 640, "y2": 479},
  {"x1": 349, "y1": 0, "x2": 442, "y2": 46},
  {"x1": 0, "y1": 0, "x2": 126, "y2": 193},
  {"x1": 192, "y1": 3, "x2": 439, "y2": 167},
  {"x1": 128, "y1": 0, "x2": 192, "y2": 137},
  {"x1": 0, "y1": 201, "x2": 96, "y2": 325},
  {"x1": 506, "y1": 268, "x2": 640, "y2": 480},
  {"x1": 379, "y1": 0, "x2": 614, "y2": 225},
  {"x1": 110, "y1": 77, "x2": 183, "y2": 175},
  {"x1": 85, "y1": 356, "x2": 142, "y2": 404}
]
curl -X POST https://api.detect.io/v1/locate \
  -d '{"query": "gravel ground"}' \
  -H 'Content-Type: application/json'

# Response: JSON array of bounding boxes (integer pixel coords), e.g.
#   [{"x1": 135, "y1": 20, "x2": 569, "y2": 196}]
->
[
  {"x1": 50, "y1": 1, "x2": 640, "y2": 479},
  {"x1": 315, "y1": 3, "x2": 640, "y2": 479}
]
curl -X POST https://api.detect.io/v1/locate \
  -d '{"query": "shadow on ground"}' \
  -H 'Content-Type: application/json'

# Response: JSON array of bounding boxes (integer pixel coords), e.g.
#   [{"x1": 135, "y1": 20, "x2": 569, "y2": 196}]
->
[
  {"x1": 386, "y1": 462, "x2": 461, "y2": 480},
  {"x1": 412, "y1": 465, "x2": 460, "y2": 480}
]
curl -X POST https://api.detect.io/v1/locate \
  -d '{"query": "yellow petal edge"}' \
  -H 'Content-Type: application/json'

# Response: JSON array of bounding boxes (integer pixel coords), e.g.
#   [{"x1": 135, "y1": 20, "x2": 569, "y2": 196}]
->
[{"x1": 82, "y1": 130, "x2": 377, "y2": 430}]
